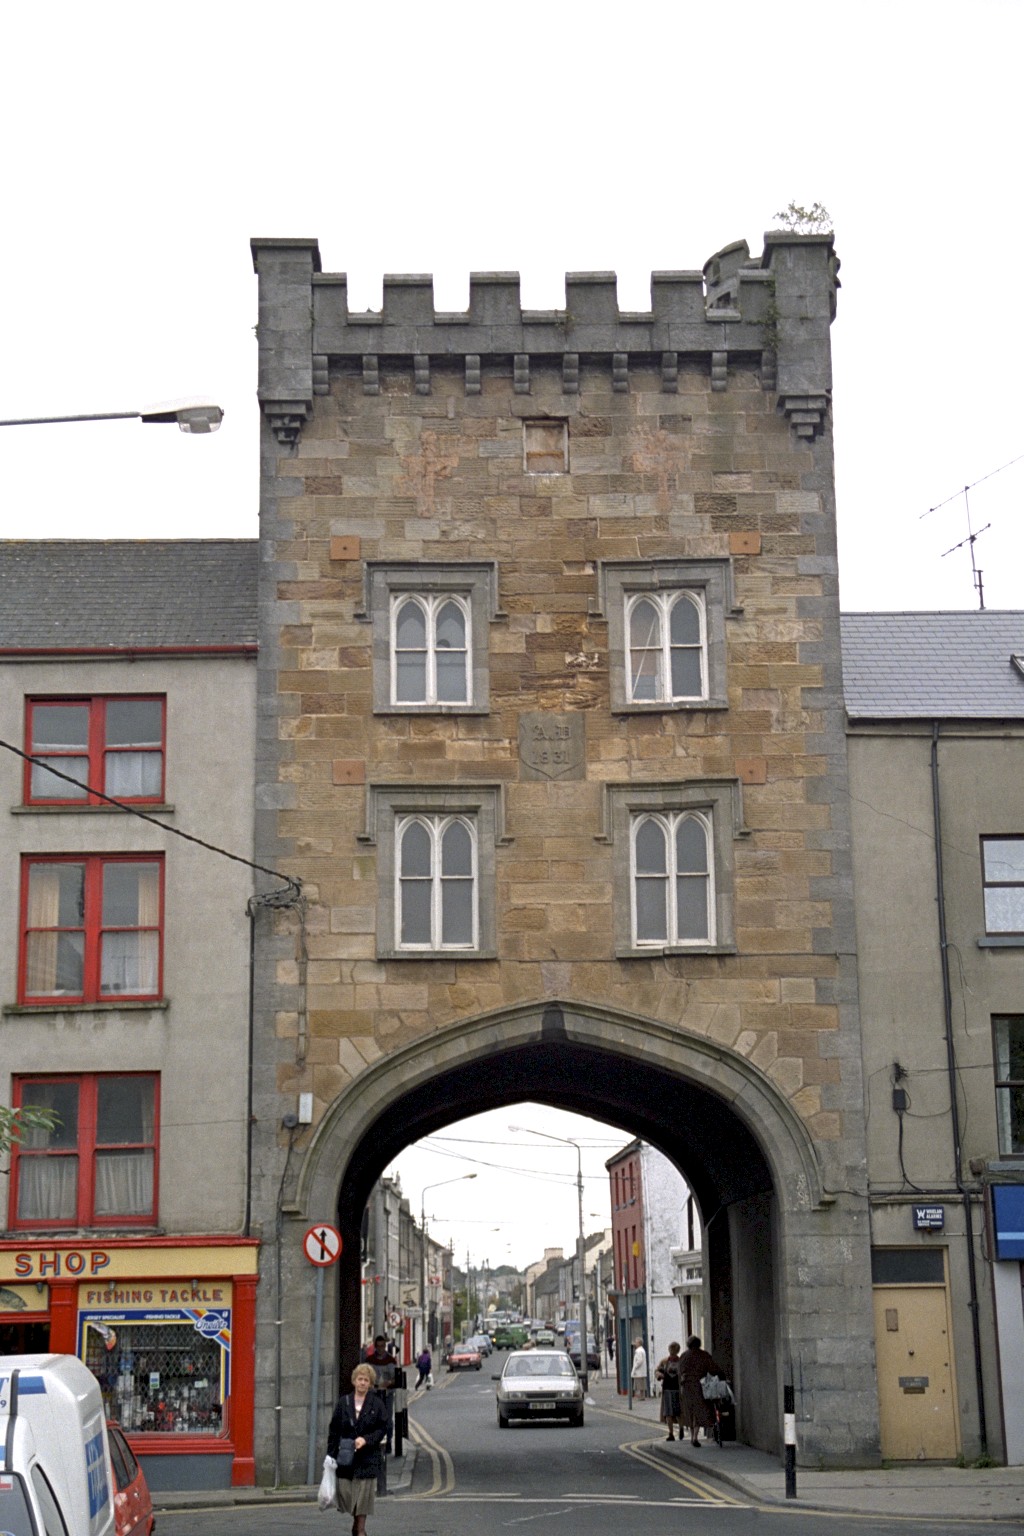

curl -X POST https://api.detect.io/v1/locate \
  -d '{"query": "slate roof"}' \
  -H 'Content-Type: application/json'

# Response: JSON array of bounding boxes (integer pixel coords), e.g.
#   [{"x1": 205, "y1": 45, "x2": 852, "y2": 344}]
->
[
  {"x1": 0, "y1": 540, "x2": 258, "y2": 650},
  {"x1": 841, "y1": 611, "x2": 1024, "y2": 719}
]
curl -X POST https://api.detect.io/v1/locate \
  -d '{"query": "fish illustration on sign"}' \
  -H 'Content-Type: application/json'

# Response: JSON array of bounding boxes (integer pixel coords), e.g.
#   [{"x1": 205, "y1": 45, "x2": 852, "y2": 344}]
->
[{"x1": 0, "y1": 1285, "x2": 27, "y2": 1311}]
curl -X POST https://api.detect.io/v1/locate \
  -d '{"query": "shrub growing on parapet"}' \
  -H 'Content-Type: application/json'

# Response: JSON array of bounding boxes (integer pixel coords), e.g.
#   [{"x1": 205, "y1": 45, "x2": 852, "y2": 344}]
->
[{"x1": 772, "y1": 201, "x2": 834, "y2": 234}]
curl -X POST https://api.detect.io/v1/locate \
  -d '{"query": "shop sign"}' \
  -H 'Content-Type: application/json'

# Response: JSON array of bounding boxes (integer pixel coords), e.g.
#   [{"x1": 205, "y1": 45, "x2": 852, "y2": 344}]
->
[
  {"x1": 992, "y1": 1185, "x2": 1024, "y2": 1260},
  {"x1": 0, "y1": 1284, "x2": 45, "y2": 1314},
  {"x1": 79, "y1": 1281, "x2": 232, "y2": 1308},
  {"x1": 11, "y1": 1249, "x2": 111, "y2": 1279}
]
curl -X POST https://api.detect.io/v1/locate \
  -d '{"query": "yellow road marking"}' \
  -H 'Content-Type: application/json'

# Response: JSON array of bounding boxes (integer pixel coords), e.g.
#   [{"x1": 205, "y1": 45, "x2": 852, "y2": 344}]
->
[
  {"x1": 406, "y1": 1412, "x2": 455, "y2": 1496},
  {"x1": 619, "y1": 1438, "x2": 745, "y2": 1504}
]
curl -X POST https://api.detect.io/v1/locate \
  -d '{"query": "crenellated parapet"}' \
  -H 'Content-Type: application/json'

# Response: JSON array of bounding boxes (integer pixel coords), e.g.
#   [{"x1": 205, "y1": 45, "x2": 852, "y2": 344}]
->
[{"x1": 251, "y1": 232, "x2": 838, "y2": 445}]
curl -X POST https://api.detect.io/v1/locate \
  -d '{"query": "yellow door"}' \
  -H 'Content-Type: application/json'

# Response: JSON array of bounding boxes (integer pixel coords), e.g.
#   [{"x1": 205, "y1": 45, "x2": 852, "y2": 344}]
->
[{"x1": 873, "y1": 1284, "x2": 959, "y2": 1459}]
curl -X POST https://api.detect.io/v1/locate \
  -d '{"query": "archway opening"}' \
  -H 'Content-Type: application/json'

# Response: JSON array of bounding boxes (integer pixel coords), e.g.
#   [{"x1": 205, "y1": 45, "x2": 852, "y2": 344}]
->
[{"x1": 331, "y1": 1034, "x2": 780, "y2": 1452}]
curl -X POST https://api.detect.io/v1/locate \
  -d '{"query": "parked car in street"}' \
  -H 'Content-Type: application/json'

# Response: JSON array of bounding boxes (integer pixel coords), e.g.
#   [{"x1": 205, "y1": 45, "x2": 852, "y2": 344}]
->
[
  {"x1": 446, "y1": 1340, "x2": 483, "y2": 1371},
  {"x1": 107, "y1": 1421, "x2": 155, "y2": 1536},
  {"x1": 494, "y1": 1348, "x2": 585, "y2": 1428},
  {"x1": 468, "y1": 1332, "x2": 493, "y2": 1356}
]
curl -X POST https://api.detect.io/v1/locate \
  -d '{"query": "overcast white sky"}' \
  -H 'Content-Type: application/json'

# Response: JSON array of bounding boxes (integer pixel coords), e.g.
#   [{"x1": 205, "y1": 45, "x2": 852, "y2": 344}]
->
[{"x1": 3, "y1": 1, "x2": 1021, "y2": 1267}]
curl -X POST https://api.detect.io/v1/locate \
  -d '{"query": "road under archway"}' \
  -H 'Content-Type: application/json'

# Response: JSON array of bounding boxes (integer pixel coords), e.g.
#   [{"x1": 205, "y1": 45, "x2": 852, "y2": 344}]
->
[{"x1": 270, "y1": 999, "x2": 865, "y2": 1472}]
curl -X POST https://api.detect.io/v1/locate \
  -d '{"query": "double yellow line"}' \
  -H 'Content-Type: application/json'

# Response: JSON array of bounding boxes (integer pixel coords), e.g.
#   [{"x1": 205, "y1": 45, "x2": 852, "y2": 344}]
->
[
  {"x1": 405, "y1": 1413, "x2": 455, "y2": 1497},
  {"x1": 619, "y1": 1436, "x2": 746, "y2": 1503}
]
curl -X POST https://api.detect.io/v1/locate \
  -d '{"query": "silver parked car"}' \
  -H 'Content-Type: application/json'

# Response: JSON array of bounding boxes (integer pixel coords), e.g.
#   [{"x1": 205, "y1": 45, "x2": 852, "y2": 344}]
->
[{"x1": 494, "y1": 1348, "x2": 585, "y2": 1428}]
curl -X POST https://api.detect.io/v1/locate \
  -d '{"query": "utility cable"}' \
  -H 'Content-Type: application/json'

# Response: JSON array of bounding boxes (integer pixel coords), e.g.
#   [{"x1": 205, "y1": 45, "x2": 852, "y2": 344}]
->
[{"x1": 0, "y1": 735, "x2": 300, "y2": 901}]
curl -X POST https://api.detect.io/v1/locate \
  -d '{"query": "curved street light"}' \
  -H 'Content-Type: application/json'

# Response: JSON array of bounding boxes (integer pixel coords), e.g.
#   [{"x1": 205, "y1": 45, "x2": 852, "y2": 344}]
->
[
  {"x1": 508, "y1": 1123, "x2": 590, "y2": 1392},
  {"x1": 420, "y1": 1172, "x2": 477, "y2": 1352},
  {"x1": 0, "y1": 399, "x2": 224, "y2": 434}
]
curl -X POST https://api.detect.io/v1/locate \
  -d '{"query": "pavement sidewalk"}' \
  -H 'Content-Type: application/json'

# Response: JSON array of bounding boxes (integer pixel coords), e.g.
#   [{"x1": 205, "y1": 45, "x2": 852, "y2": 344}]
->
[
  {"x1": 603, "y1": 1371, "x2": 1024, "y2": 1523},
  {"x1": 152, "y1": 1369, "x2": 1024, "y2": 1523}
]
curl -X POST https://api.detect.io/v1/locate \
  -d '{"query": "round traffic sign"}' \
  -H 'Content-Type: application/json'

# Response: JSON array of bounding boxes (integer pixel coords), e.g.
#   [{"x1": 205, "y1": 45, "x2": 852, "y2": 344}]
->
[{"x1": 303, "y1": 1223, "x2": 342, "y2": 1266}]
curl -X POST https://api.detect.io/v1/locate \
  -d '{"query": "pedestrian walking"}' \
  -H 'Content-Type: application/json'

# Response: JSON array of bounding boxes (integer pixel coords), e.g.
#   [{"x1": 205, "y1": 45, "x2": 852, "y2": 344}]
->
[
  {"x1": 326, "y1": 1362, "x2": 388, "y2": 1536},
  {"x1": 630, "y1": 1336, "x2": 648, "y2": 1400},
  {"x1": 415, "y1": 1347, "x2": 432, "y2": 1389},
  {"x1": 655, "y1": 1341, "x2": 684, "y2": 1440},
  {"x1": 678, "y1": 1334, "x2": 725, "y2": 1448}
]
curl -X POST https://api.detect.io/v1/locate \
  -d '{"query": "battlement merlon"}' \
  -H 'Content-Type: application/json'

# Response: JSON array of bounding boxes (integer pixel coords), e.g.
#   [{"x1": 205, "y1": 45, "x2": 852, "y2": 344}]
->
[{"x1": 250, "y1": 232, "x2": 838, "y2": 442}]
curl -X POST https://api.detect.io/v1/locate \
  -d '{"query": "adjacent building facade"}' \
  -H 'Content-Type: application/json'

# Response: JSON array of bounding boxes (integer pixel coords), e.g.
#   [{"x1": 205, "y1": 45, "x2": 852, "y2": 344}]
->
[
  {"x1": 845, "y1": 612, "x2": 1024, "y2": 1464},
  {"x1": 0, "y1": 541, "x2": 260, "y2": 1491}
]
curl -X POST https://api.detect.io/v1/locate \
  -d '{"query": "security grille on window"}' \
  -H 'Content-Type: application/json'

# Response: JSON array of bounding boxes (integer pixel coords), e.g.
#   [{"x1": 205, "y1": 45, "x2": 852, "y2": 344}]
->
[
  {"x1": 11, "y1": 1074, "x2": 157, "y2": 1227},
  {"x1": 20, "y1": 855, "x2": 163, "y2": 1003},
  {"x1": 392, "y1": 594, "x2": 470, "y2": 705},
  {"x1": 397, "y1": 815, "x2": 477, "y2": 949},
  {"x1": 632, "y1": 811, "x2": 714, "y2": 945},
  {"x1": 626, "y1": 591, "x2": 707, "y2": 704},
  {"x1": 994, "y1": 1016, "x2": 1024, "y2": 1156},
  {"x1": 84, "y1": 1321, "x2": 223, "y2": 1434},
  {"x1": 981, "y1": 837, "x2": 1024, "y2": 935},
  {"x1": 26, "y1": 696, "x2": 165, "y2": 804}
]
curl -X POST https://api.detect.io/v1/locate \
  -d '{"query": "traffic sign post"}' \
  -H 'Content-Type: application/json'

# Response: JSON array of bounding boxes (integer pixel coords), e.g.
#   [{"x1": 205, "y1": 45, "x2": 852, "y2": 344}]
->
[{"x1": 304, "y1": 1223, "x2": 343, "y2": 1482}]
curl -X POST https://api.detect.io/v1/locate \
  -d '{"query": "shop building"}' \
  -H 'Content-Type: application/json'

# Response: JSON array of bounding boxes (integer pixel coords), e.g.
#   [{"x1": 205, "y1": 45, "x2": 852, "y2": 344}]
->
[{"x1": 0, "y1": 541, "x2": 260, "y2": 1490}]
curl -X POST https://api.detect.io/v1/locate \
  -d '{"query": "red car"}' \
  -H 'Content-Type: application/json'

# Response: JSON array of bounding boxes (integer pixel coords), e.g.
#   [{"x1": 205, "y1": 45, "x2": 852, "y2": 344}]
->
[
  {"x1": 446, "y1": 1341, "x2": 483, "y2": 1371},
  {"x1": 107, "y1": 1422, "x2": 155, "y2": 1536}
]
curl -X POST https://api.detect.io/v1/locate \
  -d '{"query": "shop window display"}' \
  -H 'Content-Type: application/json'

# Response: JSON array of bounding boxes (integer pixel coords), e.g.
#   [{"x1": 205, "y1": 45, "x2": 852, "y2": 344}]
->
[{"x1": 84, "y1": 1321, "x2": 225, "y2": 1434}]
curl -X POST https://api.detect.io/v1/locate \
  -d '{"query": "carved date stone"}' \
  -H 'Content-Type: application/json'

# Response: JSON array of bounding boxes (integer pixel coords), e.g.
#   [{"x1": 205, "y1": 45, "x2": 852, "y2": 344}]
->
[{"x1": 518, "y1": 712, "x2": 585, "y2": 782}]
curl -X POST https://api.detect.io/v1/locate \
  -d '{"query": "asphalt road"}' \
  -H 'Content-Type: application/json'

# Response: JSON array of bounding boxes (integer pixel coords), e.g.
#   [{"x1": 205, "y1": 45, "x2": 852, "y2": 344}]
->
[{"x1": 157, "y1": 1366, "x2": 1024, "y2": 1536}]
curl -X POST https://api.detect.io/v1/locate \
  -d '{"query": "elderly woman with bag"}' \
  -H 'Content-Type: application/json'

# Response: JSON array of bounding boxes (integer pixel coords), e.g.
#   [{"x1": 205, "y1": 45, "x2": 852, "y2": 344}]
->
[
  {"x1": 324, "y1": 1362, "x2": 388, "y2": 1535},
  {"x1": 678, "y1": 1334, "x2": 726, "y2": 1448}
]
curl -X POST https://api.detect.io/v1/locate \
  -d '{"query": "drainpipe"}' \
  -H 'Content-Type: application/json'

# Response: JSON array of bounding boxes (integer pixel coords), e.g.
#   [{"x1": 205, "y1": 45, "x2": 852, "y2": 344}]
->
[{"x1": 930, "y1": 722, "x2": 988, "y2": 1456}]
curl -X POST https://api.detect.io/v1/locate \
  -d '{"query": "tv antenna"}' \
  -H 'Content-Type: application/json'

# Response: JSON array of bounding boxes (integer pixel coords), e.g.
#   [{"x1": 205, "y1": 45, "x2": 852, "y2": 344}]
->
[{"x1": 921, "y1": 451, "x2": 1024, "y2": 610}]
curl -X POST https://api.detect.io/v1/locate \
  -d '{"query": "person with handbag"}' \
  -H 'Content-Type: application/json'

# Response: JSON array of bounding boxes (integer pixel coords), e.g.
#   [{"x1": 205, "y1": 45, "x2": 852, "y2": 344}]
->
[
  {"x1": 679, "y1": 1334, "x2": 726, "y2": 1448},
  {"x1": 325, "y1": 1362, "x2": 388, "y2": 1535},
  {"x1": 654, "y1": 1341, "x2": 684, "y2": 1440}
]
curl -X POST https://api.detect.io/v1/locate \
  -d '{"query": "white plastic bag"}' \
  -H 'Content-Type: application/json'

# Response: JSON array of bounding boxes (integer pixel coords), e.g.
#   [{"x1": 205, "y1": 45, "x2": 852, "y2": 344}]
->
[{"x1": 317, "y1": 1454, "x2": 337, "y2": 1512}]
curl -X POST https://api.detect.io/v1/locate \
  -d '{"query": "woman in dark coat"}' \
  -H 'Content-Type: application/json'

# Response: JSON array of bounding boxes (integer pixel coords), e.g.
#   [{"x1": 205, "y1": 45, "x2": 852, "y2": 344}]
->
[
  {"x1": 678, "y1": 1334, "x2": 726, "y2": 1447},
  {"x1": 326, "y1": 1362, "x2": 388, "y2": 1535},
  {"x1": 655, "y1": 1341, "x2": 684, "y2": 1440}
]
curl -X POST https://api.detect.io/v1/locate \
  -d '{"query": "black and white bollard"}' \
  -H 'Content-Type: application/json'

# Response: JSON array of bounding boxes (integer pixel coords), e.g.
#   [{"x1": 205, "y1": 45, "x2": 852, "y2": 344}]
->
[{"x1": 784, "y1": 1382, "x2": 797, "y2": 1499}]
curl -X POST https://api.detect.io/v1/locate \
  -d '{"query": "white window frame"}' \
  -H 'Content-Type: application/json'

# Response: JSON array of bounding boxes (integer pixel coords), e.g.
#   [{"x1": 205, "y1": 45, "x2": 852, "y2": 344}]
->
[
  {"x1": 630, "y1": 809, "x2": 715, "y2": 948},
  {"x1": 390, "y1": 593, "x2": 472, "y2": 707},
  {"x1": 625, "y1": 590, "x2": 708, "y2": 705},
  {"x1": 361, "y1": 562, "x2": 499, "y2": 716},
  {"x1": 363, "y1": 784, "x2": 506, "y2": 959},
  {"x1": 981, "y1": 837, "x2": 1024, "y2": 937},
  {"x1": 394, "y1": 813, "x2": 479, "y2": 952},
  {"x1": 598, "y1": 558, "x2": 737, "y2": 714},
  {"x1": 601, "y1": 780, "x2": 743, "y2": 957}
]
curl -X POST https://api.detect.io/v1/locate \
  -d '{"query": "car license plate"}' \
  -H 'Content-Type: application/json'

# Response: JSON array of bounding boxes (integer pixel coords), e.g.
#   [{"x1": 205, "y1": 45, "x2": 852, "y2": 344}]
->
[{"x1": 533, "y1": 1402, "x2": 558, "y2": 1410}]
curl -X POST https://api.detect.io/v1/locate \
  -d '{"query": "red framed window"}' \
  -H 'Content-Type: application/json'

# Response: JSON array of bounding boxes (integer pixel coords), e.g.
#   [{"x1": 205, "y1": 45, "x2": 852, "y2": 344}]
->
[
  {"x1": 10, "y1": 1074, "x2": 158, "y2": 1229},
  {"x1": 25, "y1": 696, "x2": 165, "y2": 804},
  {"x1": 19, "y1": 855, "x2": 164, "y2": 1004}
]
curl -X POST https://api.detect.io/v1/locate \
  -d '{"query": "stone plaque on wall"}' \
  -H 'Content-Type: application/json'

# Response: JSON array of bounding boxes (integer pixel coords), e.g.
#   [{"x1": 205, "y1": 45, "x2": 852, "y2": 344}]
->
[{"x1": 518, "y1": 712, "x2": 585, "y2": 781}]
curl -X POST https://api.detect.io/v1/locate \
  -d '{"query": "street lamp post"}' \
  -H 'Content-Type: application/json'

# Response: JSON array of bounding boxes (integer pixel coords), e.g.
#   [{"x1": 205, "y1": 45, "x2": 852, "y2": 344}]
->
[
  {"x1": 509, "y1": 1124, "x2": 590, "y2": 1393},
  {"x1": 0, "y1": 401, "x2": 224, "y2": 433},
  {"x1": 420, "y1": 1173, "x2": 477, "y2": 1353}
]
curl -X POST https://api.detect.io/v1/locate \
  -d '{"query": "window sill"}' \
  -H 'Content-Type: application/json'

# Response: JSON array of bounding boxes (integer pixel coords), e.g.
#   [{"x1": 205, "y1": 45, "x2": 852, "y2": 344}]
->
[
  {"x1": 4, "y1": 1000, "x2": 169, "y2": 1017},
  {"x1": 614, "y1": 700, "x2": 728, "y2": 715},
  {"x1": 616, "y1": 944, "x2": 737, "y2": 960},
  {"x1": 374, "y1": 705, "x2": 489, "y2": 717},
  {"x1": 976, "y1": 936, "x2": 1024, "y2": 949},
  {"x1": 377, "y1": 949, "x2": 496, "y2": 962},
  {"x1": 11, "y1": 803, "x2": 175, "y2": 816}
]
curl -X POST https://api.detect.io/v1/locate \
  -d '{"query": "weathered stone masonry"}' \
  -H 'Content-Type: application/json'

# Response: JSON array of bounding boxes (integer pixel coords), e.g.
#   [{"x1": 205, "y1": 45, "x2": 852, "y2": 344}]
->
[{"x1": 250, "y1": 231, "x2": 877, "y2": 1472}]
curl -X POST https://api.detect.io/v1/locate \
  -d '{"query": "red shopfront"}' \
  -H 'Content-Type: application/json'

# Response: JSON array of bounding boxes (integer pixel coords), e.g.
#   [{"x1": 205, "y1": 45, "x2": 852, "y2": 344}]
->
[{"x1": 0, "y1": 1236, "x2": 258, "y2": 1490}]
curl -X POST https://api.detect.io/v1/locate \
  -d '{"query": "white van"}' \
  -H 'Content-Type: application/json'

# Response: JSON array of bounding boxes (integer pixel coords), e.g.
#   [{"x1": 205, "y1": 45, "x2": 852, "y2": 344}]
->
[{"x1": 0, "y1": 1353, "x2": 115, "y2": 1536}]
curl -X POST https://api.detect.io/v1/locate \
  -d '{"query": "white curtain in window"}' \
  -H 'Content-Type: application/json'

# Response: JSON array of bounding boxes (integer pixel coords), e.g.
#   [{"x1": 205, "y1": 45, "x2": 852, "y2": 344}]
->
[
  {"x1": 17, "y1": 1156, "x2": 78, "y2": 1220},
  {"x1": 95, "y1": 1150, "x2": 154, "y2": 1216},
  {"x1": 100, "y1": 865, "x2": 160, "y2": 994},
  {"x1": 105, "y1": 751, "x2": 161, "y2": 798}
]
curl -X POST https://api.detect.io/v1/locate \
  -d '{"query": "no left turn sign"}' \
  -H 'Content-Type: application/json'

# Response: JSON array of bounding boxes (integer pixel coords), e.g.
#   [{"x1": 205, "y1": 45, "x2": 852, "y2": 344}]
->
[{"x1": 303, "y1": 1223, "x2": 342, "y2": 1266}]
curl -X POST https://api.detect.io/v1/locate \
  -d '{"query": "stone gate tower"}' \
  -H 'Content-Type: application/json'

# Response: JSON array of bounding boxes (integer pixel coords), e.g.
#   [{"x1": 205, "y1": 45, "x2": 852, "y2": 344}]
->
[{"x1": 249, "y1": 231, "x2": 878, "y2": 1476}]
